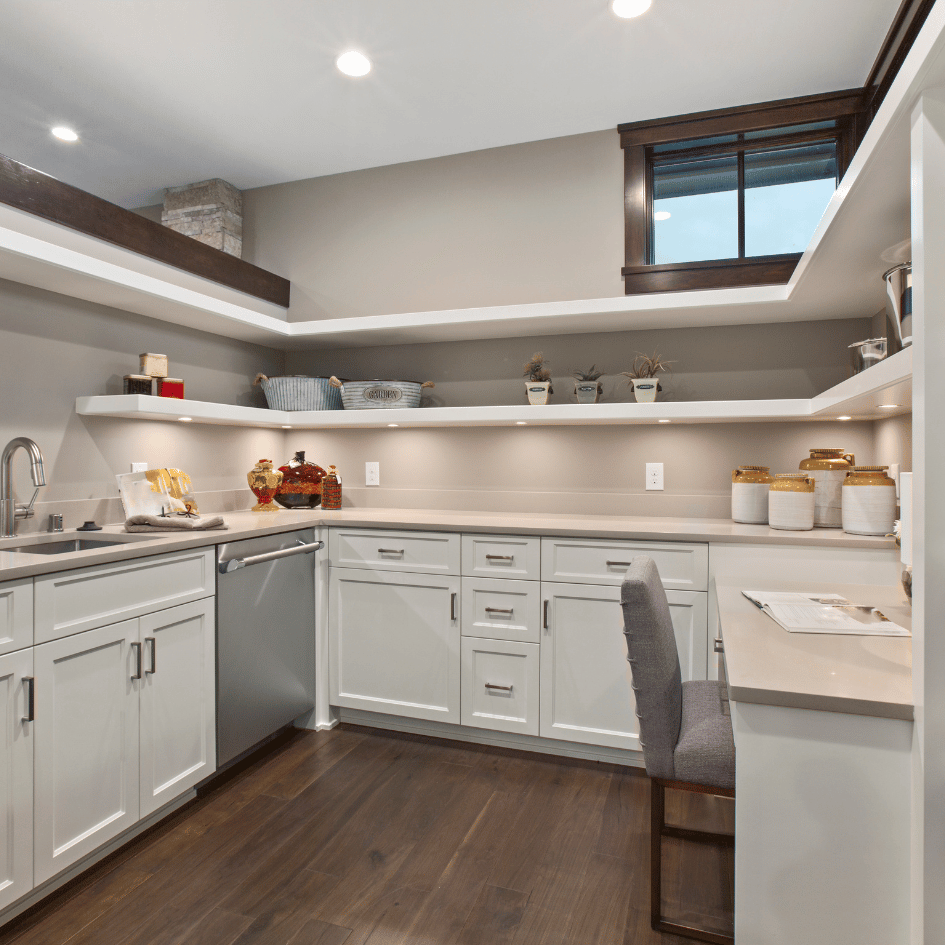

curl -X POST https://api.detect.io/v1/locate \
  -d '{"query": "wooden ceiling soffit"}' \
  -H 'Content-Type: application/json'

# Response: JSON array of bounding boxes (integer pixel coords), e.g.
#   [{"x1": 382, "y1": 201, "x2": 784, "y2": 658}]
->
[{"x1": 0, "y1": 153, "x2": 290, "y2": 309}]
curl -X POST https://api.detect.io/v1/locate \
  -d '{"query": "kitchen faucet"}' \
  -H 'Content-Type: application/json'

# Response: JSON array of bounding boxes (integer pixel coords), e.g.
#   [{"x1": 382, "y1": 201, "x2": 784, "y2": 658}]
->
[{"x1": 1, "y1": 437, "x2": 47, "y2": 538}]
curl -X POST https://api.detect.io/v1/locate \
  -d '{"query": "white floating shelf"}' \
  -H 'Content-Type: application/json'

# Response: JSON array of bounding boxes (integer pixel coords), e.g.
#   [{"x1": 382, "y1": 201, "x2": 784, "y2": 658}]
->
[{"x1": 75, "y1": 349, "x2": 912, "y2": 429}]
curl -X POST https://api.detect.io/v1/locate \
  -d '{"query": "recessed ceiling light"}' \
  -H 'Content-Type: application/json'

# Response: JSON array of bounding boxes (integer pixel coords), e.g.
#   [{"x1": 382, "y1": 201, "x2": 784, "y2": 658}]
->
[
  {"x1": 658, "y1": 419, "x2": 671, "y2": 423},
  {"x1": 387, "y1": 423, "x2": 399, "y2": 428},
  {"x1": 178, "y1": 417, "x2": 193, "y2": 422},
  {"x1": 612, "y1": 0, "x2": 652, "y2": 18},
  {"x1": 837, "y1": 415, "x2": 852, "y2": 421},
  {"x1": 878, "y1": 404, "x2": 900, "y2": 409},
  {"x1": 51, "y1": 126, "x2": 78, "y2": 142},
  {"x1": 654, "y1": 211, "x2": 671, "y2": 221},
  {"x1": 282, "y1": 425, "x2": 292, "y2": 429},
  {"x1": 516, "y1": 421, "x2": 528, "y2": 426},
  {"x1": 336, "y1": 51, "x2": 371, "y2": 77}
]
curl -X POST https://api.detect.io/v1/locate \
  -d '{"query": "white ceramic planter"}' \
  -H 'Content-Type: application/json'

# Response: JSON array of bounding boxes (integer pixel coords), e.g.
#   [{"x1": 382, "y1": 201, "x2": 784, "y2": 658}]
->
[
  {"x1": 632, "y1": 381, "x2": 658, "y2": 403},
  {"x1": 525, "y1": 381, "x2": 552, "y2": 405},
  {"x1": 574, "y1": 382, "x2": 601, "y2": 404},
  {"x1": 842, "y1": 484, "x2": 897, "y2": 535},
  {"x1": 732, "y1": 483, "x2": 770, "y2": 524},
  {"x1": 768, "y1": 474, "x2": 815, "y2": 531}
]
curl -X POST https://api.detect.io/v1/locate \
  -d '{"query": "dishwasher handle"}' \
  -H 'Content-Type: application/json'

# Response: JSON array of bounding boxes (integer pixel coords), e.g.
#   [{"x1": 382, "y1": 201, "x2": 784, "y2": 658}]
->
[{"x1": 219, "y1": 539, "x2": 324, "y2": 574}]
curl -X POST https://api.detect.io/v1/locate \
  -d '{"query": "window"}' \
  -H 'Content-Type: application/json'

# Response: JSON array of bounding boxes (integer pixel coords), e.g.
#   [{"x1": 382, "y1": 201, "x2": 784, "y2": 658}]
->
[{"x1": 619, "y1": 91, "x2": 864, "y2": 294}]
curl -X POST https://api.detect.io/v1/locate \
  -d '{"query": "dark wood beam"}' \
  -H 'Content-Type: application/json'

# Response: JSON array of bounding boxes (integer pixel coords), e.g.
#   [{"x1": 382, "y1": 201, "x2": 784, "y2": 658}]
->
[{"x1": 0, "y1": 154, "x2": 290, "y2": 309}]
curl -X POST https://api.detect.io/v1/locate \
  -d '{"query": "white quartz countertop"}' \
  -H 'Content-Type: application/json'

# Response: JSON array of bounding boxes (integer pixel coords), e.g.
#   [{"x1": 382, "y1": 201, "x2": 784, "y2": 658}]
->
[
  {"x1": 717, "y1": 580, "x2": 913, "y2": 720},
  {"x1": 0, "y1": 506, "x2": 894, "y2": 581}
]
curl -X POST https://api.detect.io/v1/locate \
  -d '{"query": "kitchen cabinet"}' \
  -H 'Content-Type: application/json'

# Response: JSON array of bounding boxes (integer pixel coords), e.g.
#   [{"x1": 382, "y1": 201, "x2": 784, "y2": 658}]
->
[
  {"x1": 330, "y1": 567, "x2": 460, "y2": 724},
  {"x1": 32, "y1": 597, "x2": 215, "y2": 884},
  {"x1": 461, "y1": 636, "x2": 539, "y2": 736},
  {"x1": 0, "y1": 648, "x2": 32, "y2": 912},
  {"x1": 539, "y1": 580, "x2": 707, "y2": 751},
  {"x1": 0, "y1": 579, "x2": 32, "y2": 657}
]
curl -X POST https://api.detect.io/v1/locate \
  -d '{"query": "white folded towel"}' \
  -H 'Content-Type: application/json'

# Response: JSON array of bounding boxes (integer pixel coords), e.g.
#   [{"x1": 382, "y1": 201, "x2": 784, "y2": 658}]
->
[{"x1": 124, "y1": 513, "x2": 228, "y2": 532}]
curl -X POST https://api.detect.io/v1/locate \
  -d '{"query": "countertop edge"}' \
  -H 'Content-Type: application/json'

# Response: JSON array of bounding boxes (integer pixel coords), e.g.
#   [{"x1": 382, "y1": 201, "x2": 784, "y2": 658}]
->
[{"x1": 727, "y1": 683, "x2": 914, "y2": 721}]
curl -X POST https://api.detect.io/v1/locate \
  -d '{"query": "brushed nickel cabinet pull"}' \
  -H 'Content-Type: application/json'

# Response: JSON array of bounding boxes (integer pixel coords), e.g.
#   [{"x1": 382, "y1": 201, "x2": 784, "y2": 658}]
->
[
  {"x1": 131, "y1": 642, "x2": 142, "y2": 681},
  {"x1": 713, "y1": 637, "x2": 724, "y2": 653},
  {"x1": 485, "y1": 554, "x2": 514, "y2": 561},
  {"x1": 606, "y1": 560, "x2": 632, "y2": 568},
  {"x1": 451, "y1": 593, "x2": 458, "y2": 620},
  {"x1": 22, "y1": 676, "x2": 34, "y2": 723},
  {"x1": 485, "y1": 607, "x2": 514, "y2": 616},
  {"x1": 485, "y1": 683, "x2": 513, "y2": 692},
  {"x1": 146, "y1": 636, "x2": 157, "y2": 674},
  {"x1": 543, "y1": 600, "x2": 550, "y2": 630},
  {"x1": 378, "y1": 548, "x2": 404, "y2": 556}
]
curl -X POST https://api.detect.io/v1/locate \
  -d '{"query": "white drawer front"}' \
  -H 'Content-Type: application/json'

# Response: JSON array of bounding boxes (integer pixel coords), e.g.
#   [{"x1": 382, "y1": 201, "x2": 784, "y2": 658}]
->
[
  {"x1": 541, "y1": 538, "x2": 708, "y2": 591},
  {"x1": 34, "y1": 549, "x2": 215, "y2": 644},
  {"x1": 0, "y1": 578, "x2": 33, "y2": 656},
  {"x1": 461, "y1": 637, "x2": 539, "y2": 736},
  {"x1": 330, "y1": 529, "x2": 460, "y2": 575},
  {"x1": 461, "y1": 577, "x2": 540, "y2": 644},
  {"x1": 461, "y1": 535, "x2": 540, "y2": 580}
]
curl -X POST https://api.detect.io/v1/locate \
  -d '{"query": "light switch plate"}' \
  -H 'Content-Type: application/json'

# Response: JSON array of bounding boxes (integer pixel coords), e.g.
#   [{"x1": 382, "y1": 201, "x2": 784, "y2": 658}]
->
[
  {"x1": 365, "y1": 461, "x2": 380, "y2": 486},
  {"x1": 646, "y1": 463, "x2": 664, "y2": 491},
  {"x1": 130, "y1": 462, "x2": 148, "y2": 473}
]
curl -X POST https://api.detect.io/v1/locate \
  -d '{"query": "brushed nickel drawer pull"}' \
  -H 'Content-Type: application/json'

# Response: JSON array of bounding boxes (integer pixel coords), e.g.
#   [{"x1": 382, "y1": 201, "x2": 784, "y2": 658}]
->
[
  {"x1": 543, "y1": 600, "x2": 550, "y2": 629},
  {"x1": 22, "y1": 677, "x2": 34, "y2": 723},
  {"x1": 714, "y1": 637, "x2": 724, "y2": 653},
  {"x1": 131, "y1": 642, "x2": 142, "y2": 681},
  {"x1": 485, "y1": 683, "x2": 513, "y2": 692},
  {"x1": 146, "y1": 636, "x2": 157, "y2": 674},
  {"x1": 451, "y1": 593, "x2": 458, "y2": 620},
  {"x1": 378, "y1": 548, "x2": 404, "y2": 556},
  {"x1": 485, "y1": 554, "x2": 514, "y2": 561},
  {"x1": 485, "y1": 607, "x2": 514, "y2": 616},
  {"x1": 606, "y1": 560, "x2": 632, "y2": 568}
]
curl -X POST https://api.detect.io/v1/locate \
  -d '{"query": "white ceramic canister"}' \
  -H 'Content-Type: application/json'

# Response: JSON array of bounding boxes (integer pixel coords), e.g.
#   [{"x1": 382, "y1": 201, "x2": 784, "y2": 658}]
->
[
  {"x1": 768, "y1": 474, "x2": 815, "y2": 531},
  {"x1": 799, "y1": 448, "x2": 855, "y2": 528},
  {"x1": 731, "y1": 466, "x2": 773, "y2": 524},
  {"x1": 841, "y1": 466, "x2": 897, "y2": 536}
]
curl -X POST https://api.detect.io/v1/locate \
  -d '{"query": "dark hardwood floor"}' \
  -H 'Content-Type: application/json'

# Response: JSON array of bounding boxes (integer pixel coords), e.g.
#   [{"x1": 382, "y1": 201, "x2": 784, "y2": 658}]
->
[{"x1": 0, "y1": 725, "x2": 734, "y2": 945}]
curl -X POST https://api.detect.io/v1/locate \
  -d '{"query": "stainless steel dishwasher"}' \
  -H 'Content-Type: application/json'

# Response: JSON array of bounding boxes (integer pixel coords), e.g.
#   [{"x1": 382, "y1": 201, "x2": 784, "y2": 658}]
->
[{"x1": 216, "y1": 529, "x2": 322, "y2": 768}]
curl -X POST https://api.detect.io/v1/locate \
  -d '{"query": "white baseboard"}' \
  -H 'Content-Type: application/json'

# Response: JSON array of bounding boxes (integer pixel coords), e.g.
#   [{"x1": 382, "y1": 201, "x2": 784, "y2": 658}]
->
[{"x1": 337, "y1": 708, "x2": 644, "y2": 768}]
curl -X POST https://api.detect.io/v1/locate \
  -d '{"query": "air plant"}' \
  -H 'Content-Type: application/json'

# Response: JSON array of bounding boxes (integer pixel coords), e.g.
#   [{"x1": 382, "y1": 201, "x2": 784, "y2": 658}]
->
[
  {"x1": 523, "y1": 352, "x2": 552, "y2": 384},
  {"x1": 621, "y1": 351, "x2": 675, "y2": 391},
  {"x1": 571, "y1": 365, "x2": 604, "y2": 382}
]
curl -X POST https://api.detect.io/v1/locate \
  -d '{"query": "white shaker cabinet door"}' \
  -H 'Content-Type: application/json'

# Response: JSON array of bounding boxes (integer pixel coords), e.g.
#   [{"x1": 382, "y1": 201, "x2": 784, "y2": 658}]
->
[
  {"x1": 33, "y1": 619, "x2": 140, "y2": 885},
  {"x1": 330, "y1": 567, "x2": 461, "y2": 724},
  {"x1": 0, "y1": 648, "x2": 33, "y2": 912},
  {"x1": 539, "y1": 582, "x2": 707, "y2": 751},
  {"x1": 139, "y1": 599, "x2": 216, "y2": 819}
]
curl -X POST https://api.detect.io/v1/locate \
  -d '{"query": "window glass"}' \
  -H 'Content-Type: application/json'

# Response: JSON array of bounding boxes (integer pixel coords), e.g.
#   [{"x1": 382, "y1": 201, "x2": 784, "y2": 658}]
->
[
  {"x1": 652, "y1": 134, "x2": 738, "y2": 154},
  {"x1": 744, "y1": 143, "x2": 837, "y2": 256},
  {"x1": 652, "y1": 155, "x2": 738, "y2": 264}
]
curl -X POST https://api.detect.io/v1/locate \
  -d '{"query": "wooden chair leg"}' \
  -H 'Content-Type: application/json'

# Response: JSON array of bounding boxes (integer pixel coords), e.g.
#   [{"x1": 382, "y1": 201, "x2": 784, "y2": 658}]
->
[{"x1": 649, "y1": 777, "x2": 735, "y2": 945}]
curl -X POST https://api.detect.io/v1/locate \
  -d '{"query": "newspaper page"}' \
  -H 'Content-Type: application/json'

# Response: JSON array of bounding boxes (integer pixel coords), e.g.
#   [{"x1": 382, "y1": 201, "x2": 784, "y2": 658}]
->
[{"x1": 742, "y1": 590, "x2": 910, "y2": 636}]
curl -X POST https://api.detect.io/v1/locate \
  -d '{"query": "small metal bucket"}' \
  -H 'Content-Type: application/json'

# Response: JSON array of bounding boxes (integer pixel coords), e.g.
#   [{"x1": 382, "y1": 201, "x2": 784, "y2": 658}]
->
[
  {"x1": 883, "y1": 262, "x2": 912, "y2": 348},
  {"x1": 849, "y1": 338, "x2": 888, "y2": 374}
]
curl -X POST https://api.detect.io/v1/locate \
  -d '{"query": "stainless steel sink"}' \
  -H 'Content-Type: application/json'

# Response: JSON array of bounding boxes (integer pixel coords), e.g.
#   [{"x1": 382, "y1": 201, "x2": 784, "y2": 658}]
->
[{"x1": 3, "y1": 537, "x2": 135, "y2": 555}]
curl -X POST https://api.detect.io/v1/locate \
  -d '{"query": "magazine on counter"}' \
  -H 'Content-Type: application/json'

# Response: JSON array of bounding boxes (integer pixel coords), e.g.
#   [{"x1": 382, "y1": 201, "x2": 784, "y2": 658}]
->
[{"x1": 742, "y1": 590, "x2": 910, "y2": 636}]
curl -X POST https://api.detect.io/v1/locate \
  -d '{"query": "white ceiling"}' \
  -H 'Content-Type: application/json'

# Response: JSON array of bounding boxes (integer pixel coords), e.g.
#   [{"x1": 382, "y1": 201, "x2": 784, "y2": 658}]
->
[{"x1": 1, "y1": 0, "x2": 902, "y2": 209}]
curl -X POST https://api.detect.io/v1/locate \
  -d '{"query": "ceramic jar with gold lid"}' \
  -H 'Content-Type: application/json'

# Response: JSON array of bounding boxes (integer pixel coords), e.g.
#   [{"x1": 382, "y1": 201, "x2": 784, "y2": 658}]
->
[
  {"x1": 731, "y1": 466, "x2": 773, "y2": 524},
  {"x1": 842, "y1": 466, "x2": 897, "y2": 536},
  {"x1": 799, "y1": 448, "x2": 855, "y2": 528},
  {"x1": 768, "y1": 473, "x2": 815, "y2": 531}
]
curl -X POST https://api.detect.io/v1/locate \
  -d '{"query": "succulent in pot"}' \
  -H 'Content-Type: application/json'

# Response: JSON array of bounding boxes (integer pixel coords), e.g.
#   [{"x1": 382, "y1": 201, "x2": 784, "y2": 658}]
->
[
  {"x1": 621, "y1": 351, "x2": 674, "y2": 403},
  {"x1": 523, "y1": 352, "x2": 553, "y2": 405},
  {"x1": 572, "y1": 365, "x2": 604, "y2": 404}
]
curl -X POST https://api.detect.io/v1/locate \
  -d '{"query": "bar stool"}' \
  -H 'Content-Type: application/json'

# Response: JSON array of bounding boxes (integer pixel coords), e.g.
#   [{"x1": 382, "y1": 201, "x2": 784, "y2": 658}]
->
[{"x1": 620, "y1": 555, "x2": 735, "y2": 945}]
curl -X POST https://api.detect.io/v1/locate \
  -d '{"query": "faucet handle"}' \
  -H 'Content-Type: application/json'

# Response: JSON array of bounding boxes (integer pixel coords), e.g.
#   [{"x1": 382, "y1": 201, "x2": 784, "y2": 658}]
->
[{"x1": 16, "y1": 487, "x2": 41, "y2": 520}]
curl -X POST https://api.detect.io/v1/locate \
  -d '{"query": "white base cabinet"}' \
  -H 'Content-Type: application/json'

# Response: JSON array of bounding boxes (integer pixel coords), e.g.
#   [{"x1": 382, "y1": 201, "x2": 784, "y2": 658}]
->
[
  {"x1": 330, "y1": 567, "x2": 461, "y2": 724},
  {"x1": 461, "y1": 636, "x2": 540, "y2": 736},
  {"x1": 539, "y1": 581, "x2": 707, "y2": 751},
  {"x1": 32, "y1": 598, "x2": 215, "y2": 885},
  {"x1": 0, "y1": 649, "x2": 33, "y2": 912}
]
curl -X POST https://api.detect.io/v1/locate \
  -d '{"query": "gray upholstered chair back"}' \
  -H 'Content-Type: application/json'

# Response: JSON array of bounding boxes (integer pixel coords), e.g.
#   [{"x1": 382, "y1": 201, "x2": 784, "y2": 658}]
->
[{"x1": 621, "y1": 555, "x2": 682, "y2": 780}]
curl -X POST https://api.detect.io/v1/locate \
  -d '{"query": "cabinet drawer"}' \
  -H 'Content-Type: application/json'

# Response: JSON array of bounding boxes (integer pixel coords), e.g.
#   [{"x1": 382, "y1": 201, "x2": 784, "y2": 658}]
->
[
  {"x1": 461, "y1": 535, "x2": 540, "y2": 580},
  {"x1": 461, "y1": 577, "x2": 540, "y2": 644},
  {"x1": 541, "y1": 538, "x2": 708, "y2": 591},
  {"x1": 0, "y1": 578, "x2": 33, "y2": 656},
  {"x1": 330, "y1": 529, "x2": 460, "y2": 575},
  {"x1": 34, "y1": 548, "x2": 215, "y2": 644},
  {"x1": 461, "y1": 637, "x2": 539, "y2": 736}
]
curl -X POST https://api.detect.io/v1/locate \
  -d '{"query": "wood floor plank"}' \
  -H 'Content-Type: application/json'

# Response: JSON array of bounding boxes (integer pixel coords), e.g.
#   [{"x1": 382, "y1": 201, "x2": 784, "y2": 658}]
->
[
  {"x1": 563, "y1": 852, "x2": 635, "y2": 945},
  {"x1": 287, "y1": 918, "x2": 353, "y2": 945},
  {"x1": 596, "y1": 766, "x2": 648, "y2": 861},
  {"x1": 344, "y1": 884, "x2": 430, "y2": 945},
  {"x1": 173, "y1": 907, "x2": 254, "y2": 945},
  {"x1": 263, "y1": 729, "x2": 368, "y2": 800},
  {"x1": 454, "y1": 884, "x2": 529, "y2": 945}
]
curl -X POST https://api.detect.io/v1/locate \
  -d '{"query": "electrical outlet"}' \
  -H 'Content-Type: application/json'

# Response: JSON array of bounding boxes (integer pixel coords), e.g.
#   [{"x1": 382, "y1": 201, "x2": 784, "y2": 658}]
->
[
  {"x1": 646, "y1": 462, "x2": 664, "y2": 491},
  {"x1": 130, "y1": 462, "x2": 148, "y2": 473},
  {"x1": 365, "y1": 461, "x2": 380, "y2": 487}
]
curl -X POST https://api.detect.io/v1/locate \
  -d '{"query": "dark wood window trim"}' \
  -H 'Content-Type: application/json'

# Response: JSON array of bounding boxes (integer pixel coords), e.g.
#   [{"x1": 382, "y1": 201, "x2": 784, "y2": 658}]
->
[
  {"x1": 619, "y1": 90, "x2": 863, "y2": 295},
  {"x1": 0, "y1": 153, "x2": 290, "y2": 308}
]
